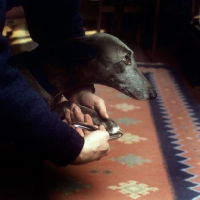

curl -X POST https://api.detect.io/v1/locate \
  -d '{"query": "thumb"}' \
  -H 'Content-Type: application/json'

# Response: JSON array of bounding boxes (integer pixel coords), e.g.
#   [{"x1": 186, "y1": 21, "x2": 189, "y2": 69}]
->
[
  {"x1": 99, "y1": 125, "x2": 106, "y2": 131},
  {"x1": 95, "y1": 100, "x2": 109, "y2": 119}
]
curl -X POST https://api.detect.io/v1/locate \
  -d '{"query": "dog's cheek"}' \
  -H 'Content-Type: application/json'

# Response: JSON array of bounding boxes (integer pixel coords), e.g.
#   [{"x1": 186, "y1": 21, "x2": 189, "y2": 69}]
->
[
  {"x1": 105, "y1": 63, "x2": 126, "y2": 79},
  {"x1": 116, "y1": 62, "x2": 126, "y2": 74}
]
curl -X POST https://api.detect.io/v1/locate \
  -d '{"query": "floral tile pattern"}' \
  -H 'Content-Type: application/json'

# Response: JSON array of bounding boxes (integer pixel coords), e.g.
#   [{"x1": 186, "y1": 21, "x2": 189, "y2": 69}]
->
[
  {"x1": 116, "y1": 93, "x2": 129, "y2": 99},
  {"x1": 110, "y1": 103, "x2": 140, "y2": 112},
  {"x1": 110, "y1": 153, "x2": 151, "y2": 168},
  {"x1": 55, "y1": 177, "x2": 91, "y2": 195},
  {"x1": 88, "y1": 169, "x2": 113, "y2": 175},
  {"x1": 116, "y1": 117, "x2": 142, "y2": 126},
  {"x1": 44, "y1": 65, "x2": 200, "y2": 200},
  {"x1": 108, "y1": 181, "x2": 158, "y2": 199},
  {"x1": 117, "y1": 133, "x2": 147, "y2": 144}
]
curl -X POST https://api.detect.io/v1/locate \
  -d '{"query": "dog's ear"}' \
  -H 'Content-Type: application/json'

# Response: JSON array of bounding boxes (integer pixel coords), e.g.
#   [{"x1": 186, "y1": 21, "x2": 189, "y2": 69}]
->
[
  {"x1": 56, "y1": 39, "x2": 98, "y2": 65},
  {"x1": 71, "y1": 41, "x2": 98, "y2": 65}
]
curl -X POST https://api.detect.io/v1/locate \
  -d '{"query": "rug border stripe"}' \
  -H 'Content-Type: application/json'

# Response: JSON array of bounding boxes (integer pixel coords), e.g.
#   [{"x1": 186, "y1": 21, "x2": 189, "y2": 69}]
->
[{"x1": 140, "y1": 65, "x2": 200, "y2": 200}]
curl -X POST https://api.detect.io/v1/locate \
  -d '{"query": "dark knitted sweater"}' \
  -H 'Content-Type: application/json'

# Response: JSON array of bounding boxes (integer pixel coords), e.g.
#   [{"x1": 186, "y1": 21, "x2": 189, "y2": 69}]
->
[{"x1": 0, "y1": 0, "x2": 85, "y2": 167}]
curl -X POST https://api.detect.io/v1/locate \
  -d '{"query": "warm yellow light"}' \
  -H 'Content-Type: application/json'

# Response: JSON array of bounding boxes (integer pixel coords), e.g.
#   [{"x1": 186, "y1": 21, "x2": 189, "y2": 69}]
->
[
  {"x1": 4, "y1": 23, "x2": 106, "y2": 45},
  {"x1": 85, "y1": 29, "x2": 105, "y2": 35},
  {"x1": 10, "y1": 27, "x2": 30, "y2": 38},
  {"x1": 10, "y1": 37, "x2": 33, "y2": 45},
  {"x1": 2, "y1": 25, "x2": 12, "y2": 36}
]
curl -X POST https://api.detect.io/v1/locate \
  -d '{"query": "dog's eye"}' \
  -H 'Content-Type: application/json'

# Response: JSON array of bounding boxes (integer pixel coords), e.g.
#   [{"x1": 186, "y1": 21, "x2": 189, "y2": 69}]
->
[{"x1": 122, "y1": 55, "x2": 131, "y2": 65}]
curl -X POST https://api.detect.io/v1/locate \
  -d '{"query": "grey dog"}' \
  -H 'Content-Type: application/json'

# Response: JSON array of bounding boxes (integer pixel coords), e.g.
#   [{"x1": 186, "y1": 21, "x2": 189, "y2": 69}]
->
[{"x1": 8, "y1": 33, "x2": 156, "y2": 137}]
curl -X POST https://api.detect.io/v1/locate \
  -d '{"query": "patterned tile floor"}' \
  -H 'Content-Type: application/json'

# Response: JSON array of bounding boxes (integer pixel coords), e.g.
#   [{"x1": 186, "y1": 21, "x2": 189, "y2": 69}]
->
[
  {"x1": 44, "y1": 66, "x2": 200, "y2": 200},
  {"x1": 44, "y1": 81, "x2": 171, "y2": 199}
]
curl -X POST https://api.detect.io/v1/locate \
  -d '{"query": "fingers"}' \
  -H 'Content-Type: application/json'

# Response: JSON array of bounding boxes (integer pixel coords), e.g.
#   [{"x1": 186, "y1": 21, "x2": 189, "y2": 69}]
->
[
  {"x1": 83, "y1": 114, "x2": 96, "y2": 135},
  {"x1": 69, "y1": 90, "x2": 109, "y2": 119},
  {"x1": 64, "y1": 109, "x2": 72, "y2": 124},
  {"x1": 71, "y1": 129, "x2": 110, "y2": 165},
  {"x1": 64, "y1": 104, "x2": 85, "y2": 137},
  {"x1": 94, "y1": 98, "x2": 109, "y2": 119},
  {"x1": 63, "y1": 103, "x2": 107, "y2": 139},
  {"x1": 99, "y1": 124, "x2": 106, "y2": 131},
  {"x1": 84, "y1": 114, "x2": 93, "y2": 125},
  {"x1": 70, "y1": 104, "x2": 84, "y2": 123},
  {"x1": 64, "y1": 104, "x2": 85, "y2": 124},
  {"x1": 65, "y1": 103, "x2": 96, "y2": 126},
  {"x1": 64, "y1": 104, "x2": 98, "y2": 137}
]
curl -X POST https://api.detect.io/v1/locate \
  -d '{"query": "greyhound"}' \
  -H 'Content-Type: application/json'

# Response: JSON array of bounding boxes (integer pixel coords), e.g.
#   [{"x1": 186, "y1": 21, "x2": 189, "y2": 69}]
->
[{"x1": 8, "y1": 33, "x2": 156, "y2": 138}]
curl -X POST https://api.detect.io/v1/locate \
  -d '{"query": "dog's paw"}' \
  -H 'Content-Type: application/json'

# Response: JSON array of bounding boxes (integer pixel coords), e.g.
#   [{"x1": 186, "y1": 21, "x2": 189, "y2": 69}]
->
[{"x1": 51, "y1": 101, "x2": 124, "y2": 139}]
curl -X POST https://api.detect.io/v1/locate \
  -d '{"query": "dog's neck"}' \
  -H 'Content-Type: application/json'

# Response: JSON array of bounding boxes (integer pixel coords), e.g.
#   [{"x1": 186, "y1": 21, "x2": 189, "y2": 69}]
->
[{"x1": 28, "y1": 64, "x2": 60, "y2": 96}]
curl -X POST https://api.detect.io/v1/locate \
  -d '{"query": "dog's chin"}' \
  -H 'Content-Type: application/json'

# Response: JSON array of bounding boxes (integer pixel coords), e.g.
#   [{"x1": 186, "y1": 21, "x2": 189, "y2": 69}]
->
[{"x1": 125, "y1": 89, "x2": 157, "y2": 100}]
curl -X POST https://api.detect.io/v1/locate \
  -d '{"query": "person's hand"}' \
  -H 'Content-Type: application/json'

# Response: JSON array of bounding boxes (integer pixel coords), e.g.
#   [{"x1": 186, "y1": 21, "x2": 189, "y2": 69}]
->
[
  {"x1": 71, "y1": 125, "x2": 110, "y2": 165},
  {"x1": 61, "y1": 86, "x2": 110, "y2": 164},
  {"x1": 63, "y1": 104, "x2": 110, "y2": 164},
  {"x1": 64, "y1": 104, "x2": 100, "y2": 136},
  {"x1": 67, "y1": 85, "x2": 109, "y2": 119}
]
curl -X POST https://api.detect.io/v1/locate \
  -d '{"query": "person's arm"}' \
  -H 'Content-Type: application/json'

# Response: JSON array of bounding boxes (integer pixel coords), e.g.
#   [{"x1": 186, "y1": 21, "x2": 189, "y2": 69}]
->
[
  {"x1": 1, "y1": 0, "x2": 85, "y2": 167},
  {"x1": 0, "y1": 0, "x2": 109, "y2": 167},
  {"x1": 0, "y1": 61, "x2": 84, "y2": 166},
  {"x1": 0, "y1": 61, "x2": 110, "y2": 167},
  {"x1": 1, "y1": 1, "x2": 83, "y2": 166},
  {"x1": 21, "y1": 0, "x2": 85, "y2": 46}
]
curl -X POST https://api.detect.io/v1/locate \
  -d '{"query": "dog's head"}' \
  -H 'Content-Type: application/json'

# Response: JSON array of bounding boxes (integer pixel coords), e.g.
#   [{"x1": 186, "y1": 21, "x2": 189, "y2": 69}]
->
[
  {"x1": 55, "y1": 33, "x2": 156, "y2": 100},
  {"x1": 70, "y1": 33, "x2": 156, "y2": 100}
]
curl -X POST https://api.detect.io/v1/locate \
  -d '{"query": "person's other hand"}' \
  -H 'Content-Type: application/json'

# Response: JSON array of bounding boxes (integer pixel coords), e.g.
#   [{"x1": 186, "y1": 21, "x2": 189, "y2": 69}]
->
[
  {"x1": 67, "y1": 85, "x2": 109, "y2": 119},
  {"x1": 71, "y1": 124, "x2": 110, "y2": 165},
  {"x1": 64, "y1": 104, "x2": 98, "y2": 136}
]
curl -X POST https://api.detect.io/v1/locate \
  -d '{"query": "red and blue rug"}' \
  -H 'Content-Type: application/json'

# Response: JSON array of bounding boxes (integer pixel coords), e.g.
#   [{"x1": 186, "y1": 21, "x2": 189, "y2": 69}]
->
[{"x1": 44, "y1": 64, "x2": 200, "y2": 200}]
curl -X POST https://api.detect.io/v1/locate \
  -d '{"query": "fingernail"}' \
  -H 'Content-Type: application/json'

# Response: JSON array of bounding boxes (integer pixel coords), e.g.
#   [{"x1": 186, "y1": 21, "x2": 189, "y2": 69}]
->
[
  {"x1": 72, "y1": 106, "x2": 77, "y2": 112},
  {"x1": 75, "y1": 106, "x2": 80, "y2": 112},
  {"x1": 105, "y1": 113, "x2": 109, "y2": 118}
]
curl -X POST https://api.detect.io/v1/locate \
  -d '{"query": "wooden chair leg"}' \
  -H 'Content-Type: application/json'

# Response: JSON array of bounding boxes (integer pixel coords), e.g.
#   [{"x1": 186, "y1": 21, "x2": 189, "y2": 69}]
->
[{"x1": 97, "y1": 0, "x2": 103, "y2": 32}]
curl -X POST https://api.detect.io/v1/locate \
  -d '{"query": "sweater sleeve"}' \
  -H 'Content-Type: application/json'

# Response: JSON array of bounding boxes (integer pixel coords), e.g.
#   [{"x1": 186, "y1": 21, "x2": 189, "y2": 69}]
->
[
  {"x1": 0, "y1": 0, "x2": 85, "y2": 167},
  {"x1": 21, "y1": 0, "x2": 85, "y2": 45},
  {"x1": 0, "y1": 51, "x2": 85, "y2": 167}
]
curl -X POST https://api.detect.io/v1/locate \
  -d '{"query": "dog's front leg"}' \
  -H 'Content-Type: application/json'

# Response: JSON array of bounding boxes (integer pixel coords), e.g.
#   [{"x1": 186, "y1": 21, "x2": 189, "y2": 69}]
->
[
  {"x1": 50, "y1": 101, "x2": 73, "y2": 120},
  {"x1": 51, "y1": 101, "x2": 123, "y2": 139}
]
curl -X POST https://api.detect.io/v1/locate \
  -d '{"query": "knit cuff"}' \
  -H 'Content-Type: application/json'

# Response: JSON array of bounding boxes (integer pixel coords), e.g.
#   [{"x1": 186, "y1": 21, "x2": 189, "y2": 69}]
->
[{"x1": 46, "y1": 127, "x2": 85, "y2": 167}]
